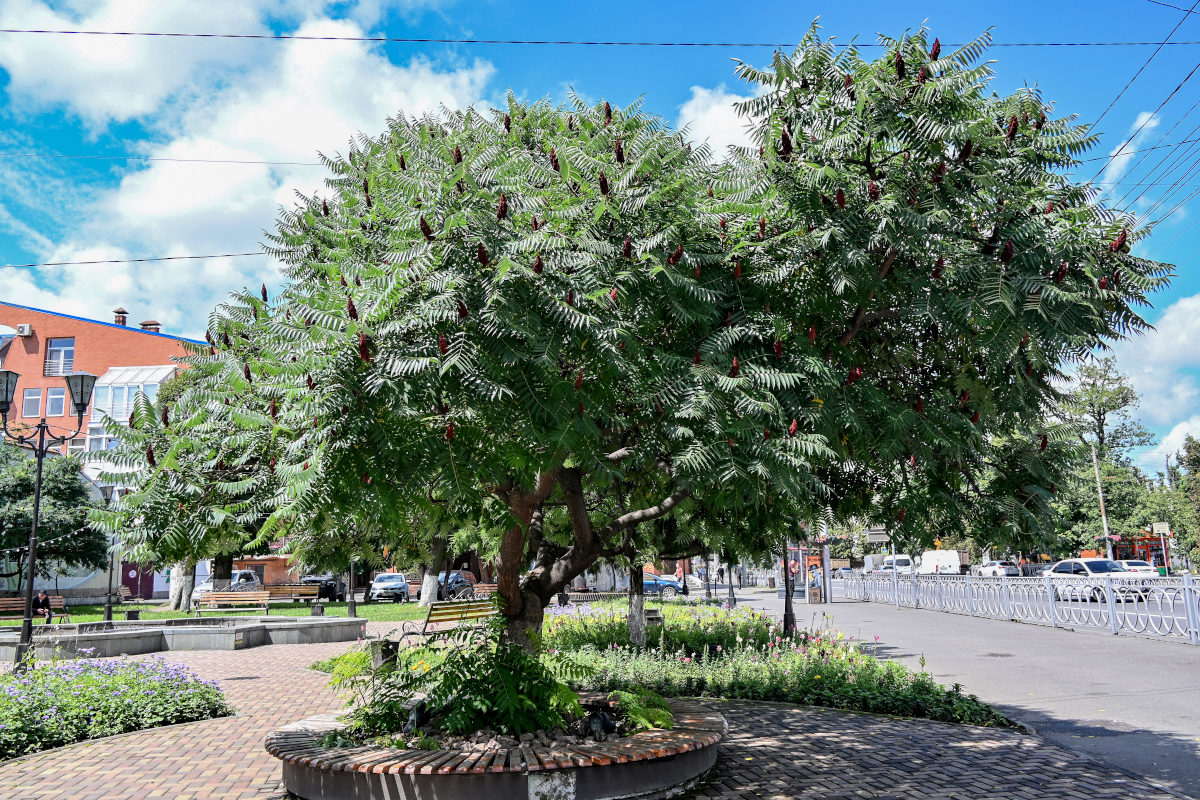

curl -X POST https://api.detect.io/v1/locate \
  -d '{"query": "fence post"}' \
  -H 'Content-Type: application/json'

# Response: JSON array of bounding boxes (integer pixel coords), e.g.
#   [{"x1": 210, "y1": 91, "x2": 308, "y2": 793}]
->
[
  {"x1": 1045, "y1": 573, "x2": 1058, "y2": 628},
  {"x1": 892, "y1": 568, "x2": 900, "y2": 609},
  {"x1": 912, "y1": 575, "x2": 919, "y2": 608},
  {"x1": 967, "y1": 574, "x2": 975, "y2": 615},
  {"x1": 937, "y1": 572, "x2": 944, "y2": 611},
  {"x1": 1105, "y1": 575, "x2": 1119, "y2": 636},
  {"x1": 1184, "y1": 573, "x2": 1200, "y2": 646},
  {"x1": 1002, "y1": 573, "x2": 1013, "y2": 620}
]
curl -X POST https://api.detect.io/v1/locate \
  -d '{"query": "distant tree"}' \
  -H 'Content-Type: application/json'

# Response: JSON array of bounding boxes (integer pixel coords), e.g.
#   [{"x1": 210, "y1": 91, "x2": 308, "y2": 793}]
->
[
  {"x1": 0, "y1": 445, "x2": 106, "y2": 592},
  {"x1": 1063, "y1": 356, "x2": 1154, "y2": 457}
]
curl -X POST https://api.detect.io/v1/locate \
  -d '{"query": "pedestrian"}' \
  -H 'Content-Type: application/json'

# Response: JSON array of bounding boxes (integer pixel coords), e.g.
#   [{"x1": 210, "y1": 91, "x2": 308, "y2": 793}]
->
[
  {"x1": 33, "y1": 589, "x2": 53, "y2": 624},
  {"x1": 717, "y1": 566, "x2": 725, "y2": 584}
]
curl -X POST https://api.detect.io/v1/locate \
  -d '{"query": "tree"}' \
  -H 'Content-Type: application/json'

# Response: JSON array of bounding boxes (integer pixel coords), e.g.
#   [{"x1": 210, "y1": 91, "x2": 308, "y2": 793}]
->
[
  {"x1": 1174, "y1": 435, "x2": 1200, "y2": 564},
  {"x1": 108, "y1": 25, "x2": 1168, "y2": 647},
  {"x1": 1062, "y1": 356, "x2": 1153, "y2": 456},
  {"x1": 0, "y1": 445, "x2": 106, "y2": 591}
]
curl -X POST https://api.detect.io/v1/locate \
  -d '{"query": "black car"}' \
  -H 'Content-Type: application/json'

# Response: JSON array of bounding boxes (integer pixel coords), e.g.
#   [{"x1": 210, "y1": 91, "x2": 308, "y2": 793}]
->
[{"x1": 300, "y1": 573, "x2": 346, "y2": 601}]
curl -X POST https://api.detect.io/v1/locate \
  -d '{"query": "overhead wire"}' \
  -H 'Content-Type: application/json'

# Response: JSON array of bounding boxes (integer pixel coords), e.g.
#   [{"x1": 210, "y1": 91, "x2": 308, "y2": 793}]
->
[{"x1": 0, "y1": 253, "x2": 264, "y2": 269}]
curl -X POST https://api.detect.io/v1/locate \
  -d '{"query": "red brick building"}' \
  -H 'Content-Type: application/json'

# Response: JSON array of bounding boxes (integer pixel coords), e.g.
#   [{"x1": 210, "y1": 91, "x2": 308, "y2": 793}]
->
[
  {"x1": 0, "y1": 301, "x2": 199, "y2": 468},
  {"x1": 0, "y1": 302, "x2": 201, "y2": 599}
]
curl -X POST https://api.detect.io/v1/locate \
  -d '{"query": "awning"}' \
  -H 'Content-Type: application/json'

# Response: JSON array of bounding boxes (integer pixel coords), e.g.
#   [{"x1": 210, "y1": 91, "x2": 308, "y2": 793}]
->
[{"x1": 96, "y1": 364, "x2": 178, "y2": 386}]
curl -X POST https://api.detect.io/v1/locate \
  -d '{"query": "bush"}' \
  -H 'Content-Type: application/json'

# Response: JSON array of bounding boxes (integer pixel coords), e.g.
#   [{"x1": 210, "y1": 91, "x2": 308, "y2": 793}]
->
[
  {"x1": 562, "y1": 630, "x2": 1015, "y2": 729},
  {"x1": 0, "y1": 657, "x2": 233, "y2": 758},
  {"x1": 334, "y1": 620, "x2": 586, "y2": 739},
  {"x1": 545, "y1": 602, "x2": 775, "y2": 653}
]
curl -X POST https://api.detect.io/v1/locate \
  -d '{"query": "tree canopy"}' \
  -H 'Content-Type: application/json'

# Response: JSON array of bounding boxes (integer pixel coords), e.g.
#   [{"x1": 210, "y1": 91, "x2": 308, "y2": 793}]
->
[{"x1": 101, "y1": 24, "x2": 1170, "y2": 639}]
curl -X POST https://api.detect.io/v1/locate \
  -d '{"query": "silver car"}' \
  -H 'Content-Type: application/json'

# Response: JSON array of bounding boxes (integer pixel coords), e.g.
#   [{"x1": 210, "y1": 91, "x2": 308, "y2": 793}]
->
[
  {"x1": 190, "y1": 569, "x2": 262, "y2": 603},
  {"x1": 369, "y1": 572, "x2": 410, "y2": 602},
  {"x1": 1044, "y1": 558, "x2": 1146, "y2": 602},
  {"x1": 977, "y1": 560, "x2": 1020, "y2": 577}
]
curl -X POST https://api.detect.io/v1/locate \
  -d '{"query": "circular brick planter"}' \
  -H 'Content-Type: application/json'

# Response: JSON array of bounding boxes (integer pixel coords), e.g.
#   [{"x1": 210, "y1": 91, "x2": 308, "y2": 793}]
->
[{"x1": 265, "y1": 699, "x2": 725, "y2": 800}]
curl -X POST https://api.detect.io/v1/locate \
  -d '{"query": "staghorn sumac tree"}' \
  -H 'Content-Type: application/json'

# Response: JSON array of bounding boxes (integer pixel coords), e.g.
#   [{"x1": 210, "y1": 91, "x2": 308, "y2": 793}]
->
[{"x1": 105, "y1": 25, "x2": 1168, "y2": 648}]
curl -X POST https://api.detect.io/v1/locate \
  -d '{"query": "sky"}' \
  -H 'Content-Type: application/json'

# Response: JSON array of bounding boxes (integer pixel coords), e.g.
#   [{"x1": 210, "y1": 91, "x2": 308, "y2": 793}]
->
[{"x1": 0, "y1": 0, "x2": 1199, "y2": 476}]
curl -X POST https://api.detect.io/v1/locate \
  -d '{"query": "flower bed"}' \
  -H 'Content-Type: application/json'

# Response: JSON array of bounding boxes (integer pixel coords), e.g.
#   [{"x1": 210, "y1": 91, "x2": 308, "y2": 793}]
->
[
  {"x1": 545, "y1": 602, "x2": 775, "y2": 652},
  {"x1": 0, "y1": 657, "x2": 232, "y2": 759}
]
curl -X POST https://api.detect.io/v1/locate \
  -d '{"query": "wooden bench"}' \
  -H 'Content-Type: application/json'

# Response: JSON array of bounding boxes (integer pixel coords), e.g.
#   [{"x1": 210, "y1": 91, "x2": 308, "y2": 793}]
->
[
  {"x1": 0, "y1": 596, "x2": 70, "y2": 623},
  {"x1": 400, "y1": 598, "x2": 497, "y2": 641},
  {"x1": 265, "y1": 584, "x2": 320, "y2": 603},
  {"x1": 118, "y1": 585, "x2": 144, "y2": 604},
  {"x1": 194, "y1": 590, "x2": 270, "y2": 616},
  {"x1": 472, "y1": 583, "x2": 498, "y2": 597}
]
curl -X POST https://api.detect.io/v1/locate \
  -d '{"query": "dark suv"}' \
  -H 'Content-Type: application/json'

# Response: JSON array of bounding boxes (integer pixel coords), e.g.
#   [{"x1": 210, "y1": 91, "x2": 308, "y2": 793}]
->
[{"x1": 300, "y1": 573, "x2": 346, "y2": 601}]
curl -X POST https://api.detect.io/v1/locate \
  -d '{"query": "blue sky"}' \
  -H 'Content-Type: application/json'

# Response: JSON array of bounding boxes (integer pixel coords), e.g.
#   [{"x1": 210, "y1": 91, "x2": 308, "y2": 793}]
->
[{"x1": 1, "y1": 0, "x2": 1199, "y2": 474}]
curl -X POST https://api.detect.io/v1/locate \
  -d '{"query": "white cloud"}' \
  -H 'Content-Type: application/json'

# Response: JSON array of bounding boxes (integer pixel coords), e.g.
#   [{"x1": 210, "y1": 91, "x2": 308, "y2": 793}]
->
[
  {"x1": 0, "y1": 0, "x2": 274, "y2": 124},
  {"x1": 3, "y1": 14, "x2": 493, "y2": 338},
  {"x1": 1114, "y1": 293, "x2": 1200, "y2": 426},
  {"x1": 677, "y1": 84, "x2": 758, "y2": 159},
  {"x1": 1100, "y1": 111, "x2": 1160, "y2": 190}
]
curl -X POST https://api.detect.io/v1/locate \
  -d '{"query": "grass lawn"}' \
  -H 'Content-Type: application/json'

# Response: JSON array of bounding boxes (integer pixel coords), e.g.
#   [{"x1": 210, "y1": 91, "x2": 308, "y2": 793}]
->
[{"x1": 0, "y1": 600, "x2": 428, "y2": 626}]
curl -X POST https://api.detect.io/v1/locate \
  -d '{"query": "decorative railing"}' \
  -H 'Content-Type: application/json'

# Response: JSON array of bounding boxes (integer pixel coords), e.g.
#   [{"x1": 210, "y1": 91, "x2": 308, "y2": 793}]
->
[{"x1": 844, "y1": 572, "x2": 1200, "y2": 645}]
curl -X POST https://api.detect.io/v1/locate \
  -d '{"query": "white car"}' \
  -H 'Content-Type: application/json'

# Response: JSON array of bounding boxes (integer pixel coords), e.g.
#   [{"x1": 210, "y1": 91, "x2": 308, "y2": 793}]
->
[
  {"x1": 977, "y1": 560, "x2": 1020, "y2": 577},
  {"x1": 1116, "y1": 560, "x2": 1158, "y2": 574},
  {"x1": 1045, "y1": 558, "x2": 1147, "y2": 602},
  {"x1": 190, "y1": 569, "x2": 262, "y2": 603}
]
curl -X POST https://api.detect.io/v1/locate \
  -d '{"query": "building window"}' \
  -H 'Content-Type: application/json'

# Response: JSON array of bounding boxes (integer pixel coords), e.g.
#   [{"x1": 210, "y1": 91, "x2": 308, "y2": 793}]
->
[
  {"x1": 45, "y1": 387, "x2": 66, "y2": 417},
  {"x1": 67, "y1": 437, "x2": 86, "y2": 455},
  {"x1": 87, "y1": 423, "x2": 118, "y2": 452},
  {"x1": 21, "y1": 389, "x2": 40, "y2": 418},
  {"x1": 44, "y1": 338, "x2": 75, "y2": 377},
  {"x1": 92, "y1": 383, "x2": 160, "y2": 421}
]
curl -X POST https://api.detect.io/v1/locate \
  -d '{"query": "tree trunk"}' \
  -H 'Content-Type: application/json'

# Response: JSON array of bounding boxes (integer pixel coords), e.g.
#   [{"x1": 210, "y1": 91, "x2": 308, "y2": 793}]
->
[
  {"x1": 501, "y1": 587, "x2": 545, "y2": 651},
  {"x1": 212, "y1": 554, "x2": 233, "y2": 591},
  {"x1": 726, "y1": 559, "x2": 736, "y2": 607},
  {"x1": 782, "y1": 546, "x2": 796, "y2": 636},
  {"x1": 168, "y1": 561, "x2": 186, "y2": 610},
  {"x1": 419, "y1": 537, "x2": 446, "y2": 607},
  {"x1": 628, "y1": 565, "x2": 646, "y2": 646},
  {"x1": 180, "y1": 562, "x2": 196, "y2": 612}
]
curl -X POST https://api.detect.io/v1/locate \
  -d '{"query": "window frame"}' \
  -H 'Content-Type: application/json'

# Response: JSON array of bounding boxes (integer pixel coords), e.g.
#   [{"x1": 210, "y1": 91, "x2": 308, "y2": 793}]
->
[
  {"x1": 21, "y1": 388, "x2": 40, "y2": 418},
  {"x1": 45, "y1": 386, "x2": 66, "y2": 417},
  {"x1": 44, "y1": 338, "x2": 75, "y2": 377}
]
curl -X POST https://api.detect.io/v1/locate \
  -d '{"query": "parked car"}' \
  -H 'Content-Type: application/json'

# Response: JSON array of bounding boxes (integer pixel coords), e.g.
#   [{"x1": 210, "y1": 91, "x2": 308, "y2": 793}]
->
[
  {"x1": 834, "y1": 566, "x2": 854, "y2": 578},
  {"x1": 368, "y1": 572, "x2": 410, "y2": 602},
  {"x1": 190, "y1": 569, "x2": 262, "y2": 603},
  {"x1": 976, "y1": 560, "x2": 1020, "y2": 577},
  {"x1": 1116, "y1": 560, "x2": 1159, "y2": 575},
  {"x1": 642, "y1": 573, "x2": 684, "y2": 599},
  {"x1": 1044, "y1": 558, "x2": 1146, "y2": 602},
  {"x1": 300, "y1": 573, "x2": 346, "y2": 601},
  {"x1": 416, "y1": 570, "x2": 476, "y2": 601}
]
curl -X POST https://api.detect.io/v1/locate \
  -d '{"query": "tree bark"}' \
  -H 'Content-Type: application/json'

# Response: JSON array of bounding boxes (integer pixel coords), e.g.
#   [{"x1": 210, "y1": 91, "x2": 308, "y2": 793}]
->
[
  {"x1": 418, "y1": 539, "x2": 445, "y2": 607},
  {"x1": 180, "y1": 561, "x2": 196, "y2": 612},
  {"x1": 628, "y1": 565, "x2": 645, "y2": 646},
  {"x1": 168, "y1": 561, "x2": 186, "y2": 610},
  {"x1": 212, "y1": 553, "x2": 233, "y2": 591}
]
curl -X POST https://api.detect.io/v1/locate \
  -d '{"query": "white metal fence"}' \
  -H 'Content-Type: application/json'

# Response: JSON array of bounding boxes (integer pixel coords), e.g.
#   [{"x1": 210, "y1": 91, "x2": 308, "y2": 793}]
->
[{"x1": 844, "y1": 572, "x2": 1200, "y2": 645}]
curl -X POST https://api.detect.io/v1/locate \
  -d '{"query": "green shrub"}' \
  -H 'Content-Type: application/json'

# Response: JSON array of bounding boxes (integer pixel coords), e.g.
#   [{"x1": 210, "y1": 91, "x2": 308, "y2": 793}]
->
[
  {"x1": 335, "y1": 620, "x2": 586, "y2": 739},
  {"x1": 545, "y1": 602, "x2": 775, "y2": 653},
  {"x1": 560, "y1": 630, "x2": 1015, "y2": 729},
  {"x1": 0, "y1": 657, "x2": 233, "y2": 758}
]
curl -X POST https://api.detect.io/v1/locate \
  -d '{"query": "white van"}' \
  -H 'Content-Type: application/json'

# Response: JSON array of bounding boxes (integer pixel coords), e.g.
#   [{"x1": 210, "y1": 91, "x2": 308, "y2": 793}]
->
[
  {"x1": 880, "y1": 555, "x2": 913, "y2": 575},
  {"x1": 916, "y1": 550, "x2": 969, "y2": 575}
]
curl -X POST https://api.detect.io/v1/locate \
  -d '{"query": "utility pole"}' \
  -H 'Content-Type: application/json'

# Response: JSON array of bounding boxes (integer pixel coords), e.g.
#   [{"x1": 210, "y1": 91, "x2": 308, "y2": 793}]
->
[
  {"x1": 1166, "y1": 454, "x2": 1176, "y2": 490},
  {"x1": 1091, "y1": 444, "x2": 1114, "y2": 561}
]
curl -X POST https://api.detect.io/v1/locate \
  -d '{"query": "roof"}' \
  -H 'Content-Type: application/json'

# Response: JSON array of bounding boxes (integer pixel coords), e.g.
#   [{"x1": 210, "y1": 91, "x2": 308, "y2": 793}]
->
[
  {"x1": 0, "y1": 300, "x2": 205, "y2": 345},
  {"x1": 96, "y1": 364, "x2": 178, "y2": 386}
]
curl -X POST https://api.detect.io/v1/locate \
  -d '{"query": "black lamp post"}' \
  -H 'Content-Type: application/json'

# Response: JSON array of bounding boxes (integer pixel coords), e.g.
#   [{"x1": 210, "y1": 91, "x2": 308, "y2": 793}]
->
[
  {"x1": 0, "y1": 369, "x2": 97, "y2": 667},
  {"x1": 101, "y1": 486, "x2": 117, "y2": 625}
]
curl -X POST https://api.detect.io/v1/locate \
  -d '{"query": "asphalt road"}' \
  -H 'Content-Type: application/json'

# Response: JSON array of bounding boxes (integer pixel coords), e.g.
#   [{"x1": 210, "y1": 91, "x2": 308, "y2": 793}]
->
[{"x1": 721, "y1": 582, "x2": 1200, "y2": 799}]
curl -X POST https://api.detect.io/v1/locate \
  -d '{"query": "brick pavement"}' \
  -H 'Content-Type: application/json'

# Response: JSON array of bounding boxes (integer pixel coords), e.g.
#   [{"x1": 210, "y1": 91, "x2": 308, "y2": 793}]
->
[{"x1": 0, "y1": 622, "x2": 1180, "y2": 800}]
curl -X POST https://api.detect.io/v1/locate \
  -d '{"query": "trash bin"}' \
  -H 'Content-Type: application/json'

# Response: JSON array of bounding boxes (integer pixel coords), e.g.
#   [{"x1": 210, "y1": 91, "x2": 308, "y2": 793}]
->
[
  {"x1": 1158, "y1": 566, "x2": 1168, "y2": 577},
  {"x1": 310, "y1": 604, "x2": 325, "y2": 616},
  {"x1": 807, "y1": 587, "x2": 823, "y2": 604},
  {"x1": 124, "y1": 610, "x2": 141, "y2": 621},
  {"x1": 767, "y1": 577, "x2": 777, "y2": 589}
]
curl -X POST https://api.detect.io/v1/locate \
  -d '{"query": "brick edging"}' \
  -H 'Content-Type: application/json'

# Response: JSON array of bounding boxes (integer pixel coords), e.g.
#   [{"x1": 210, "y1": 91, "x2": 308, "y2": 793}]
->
[{"x1": 265, "y1": 699, "x2": 725, "y2": 776}]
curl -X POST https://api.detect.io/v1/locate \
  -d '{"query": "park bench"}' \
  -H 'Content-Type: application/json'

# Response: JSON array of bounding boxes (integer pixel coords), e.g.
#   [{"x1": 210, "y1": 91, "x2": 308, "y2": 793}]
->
[
  {"x1": 194, "y1": 590, "x2": 270, "y2": 616},
  {"x1": 400, "y1": 598, "x2": 498, "y2": 641},
  {"x1": 564, "y1": 590, "x2": 624, "y2": 604},
  {"x1": 472, "y1": 583, "x2": 498, "y2": 597},
  {"x1": 0, "y1": 596, "x2": 71, "y2": 623},
  {"x1": 265, "y1": 584, "x2": 320, "y2": 603},
  {"x1": 118, "y1": 585, "x2": 144, "y2": 604}
]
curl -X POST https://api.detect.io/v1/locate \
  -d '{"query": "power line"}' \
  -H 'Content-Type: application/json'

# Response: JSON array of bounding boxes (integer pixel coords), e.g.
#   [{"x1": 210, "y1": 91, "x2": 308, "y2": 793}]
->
[
  {"x1": 1146, "y1": 0, "x2": 1200, "y2": 13},
  {"x1": 7, "y1": 28, "x2": 1200, "y2": 48},
  {"x1": 1, "y1": 252, "x2": 264, "y2": 269},
  {"x1": 1093, "y1": 0, "x2": 1199, "y2": 129},
  {"x1": 0, "y1": 152, "x2": 321, "y2": 167}
]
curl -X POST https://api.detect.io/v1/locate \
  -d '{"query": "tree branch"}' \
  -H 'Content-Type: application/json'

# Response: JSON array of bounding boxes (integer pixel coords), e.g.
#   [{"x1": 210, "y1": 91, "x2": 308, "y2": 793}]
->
[{"x1": 837, "y1": 247, "x2": 899, "y2": 347}]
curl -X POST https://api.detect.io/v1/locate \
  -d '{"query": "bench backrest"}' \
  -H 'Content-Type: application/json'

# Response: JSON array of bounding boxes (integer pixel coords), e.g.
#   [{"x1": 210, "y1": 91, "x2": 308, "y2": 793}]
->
[
  {"x1": 266, "y1": 584, "x2": 319, "y2": 597},
  {"x1": 118, "y1": 586, "x2": 132, "y2": 598},
  {"x1": 202, "y1": 591, "x2": 270, "y2": 604},
  {"x1": 425, "y1": 599, "x2": 496, "y2": 626},
  {"x1": 473, "y1": 583, "x2": 498, "y2": 596},
  {"x1": 0, "y1": 596, "x2": 67, "y2": 610}
]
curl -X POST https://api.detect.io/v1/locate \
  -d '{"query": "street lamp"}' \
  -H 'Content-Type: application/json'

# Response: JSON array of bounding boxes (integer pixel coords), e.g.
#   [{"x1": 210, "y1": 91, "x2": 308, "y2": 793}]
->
[{"x1": 0, "y1": 369, "x2": 97, "y2": 667}]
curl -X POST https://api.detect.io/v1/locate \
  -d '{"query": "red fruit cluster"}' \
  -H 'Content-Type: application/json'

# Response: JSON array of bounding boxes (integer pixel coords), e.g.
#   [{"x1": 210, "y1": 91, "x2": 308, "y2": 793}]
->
[
  {"x1": 774, "y1": 340, "x2": 782, "y2": 358},
  {"x1": 868, "y1": 180, "x2": 880, "y2": 201},
  {"x1": 477, "y1": 243, "x2": 489, "y2": 267},
  {"x1": 915, "y1": 398, "x2": 924, "y2": 413},
  {"x1": 917, "y1": 66, "x2": 927, "y2": 84},
  {"x1": 780, "y1": 128, "x2": 793, "y2": 159},
  {"x1": 1040, "y1": 434, "x2": 1048, "y2": 452},
  {"x1": 453, "y1": 146, "x2": 462, "y2": 164},
  {"x1": 533, "y1": 254, "x2": 544, "y2": 274},
  {"x1": 894, "y1": 51, "x2": 906, "y2": 79},
  {"x1": 1006, "y1": 116, "x2": 1018, "y2": 142},
  {"x1": 550, "y1": 148, "x2": 560, "y2": 172},
  {"x1": 1109, "y1": 228, "x2": 1128, "y2": 253},
  {"x1": 574, "y1": 370, "x2": 583, "y2": 391},
  {"x1": 836, "y1": 189, "x2": 846, "y2": 210},
  {"x1": 243, "y1": 363, "x2": 252, "y2": 382},
  {"x1": 322, "y1": 199, "x2": 329, "y2": 216},
  {"x1": 729, "y1": 357, "x2": 740, "y2": 378},
  {"x1": 694, "y1": 349, "x2": 702, "y2": 366},
  {"x1": 930, "y1": 37, "x2": 941, "y2": 59},
  {"x1": 146, "y1": 444, "x2": 156, "y2": 468},
  {"x1": 734, "y1": 261, "x2": 742, "y2": 279},
  {"x1": 845, "y1": 366, "x2": 863, "y2": 385},
  {"x1": 420, "y1": 216, "x2": 434, "y2": 240},
  {"x1": 615, "y1": 139, "x2": 625, "y2": 164},
  {"x1": 932, "y1": 257, "x2": 944, "y2": 279},
  {"x1": 623, "y1": 236, "x2": 633, "y2": 259},
  {"x1": 438, "y1": 333, "x2": 449, "y2": 355},
  {"x1": 458, "y1": 300, "x2": 469, "y2": 321},
  {"x1": 808, "y1": 326, "x2": 816, "y2": 343},
  {"x1": 445, "y1": 421, "x2": 455, "y2": 441},
  {"x1": 261, "y1": 284, "x2": 268, "y2": 302},
  {"x1": 788, "y1": 419, "x2": 798, "y2": 437},
  {"x1": 347, "y1": 297, "x2": 358, "y2": 320},
  {"x1": 604, "y1": 101, "x2": 613, "y2": 126},
  {"x1": 667, "y1": 244, "x2": 683, "y2": 266},
  {"x1": 1001, "y1": 240, "x2": 1014, "y2": 263},
  {"x1": 358, "y1": 332, "x2": 371, "y2": 362},
  {"x1": 497, "y1": 192, "x2": 508, "y2": 220},
  {"x1": 599, "y1": 171, "x2": 610, "y2": 195}
]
